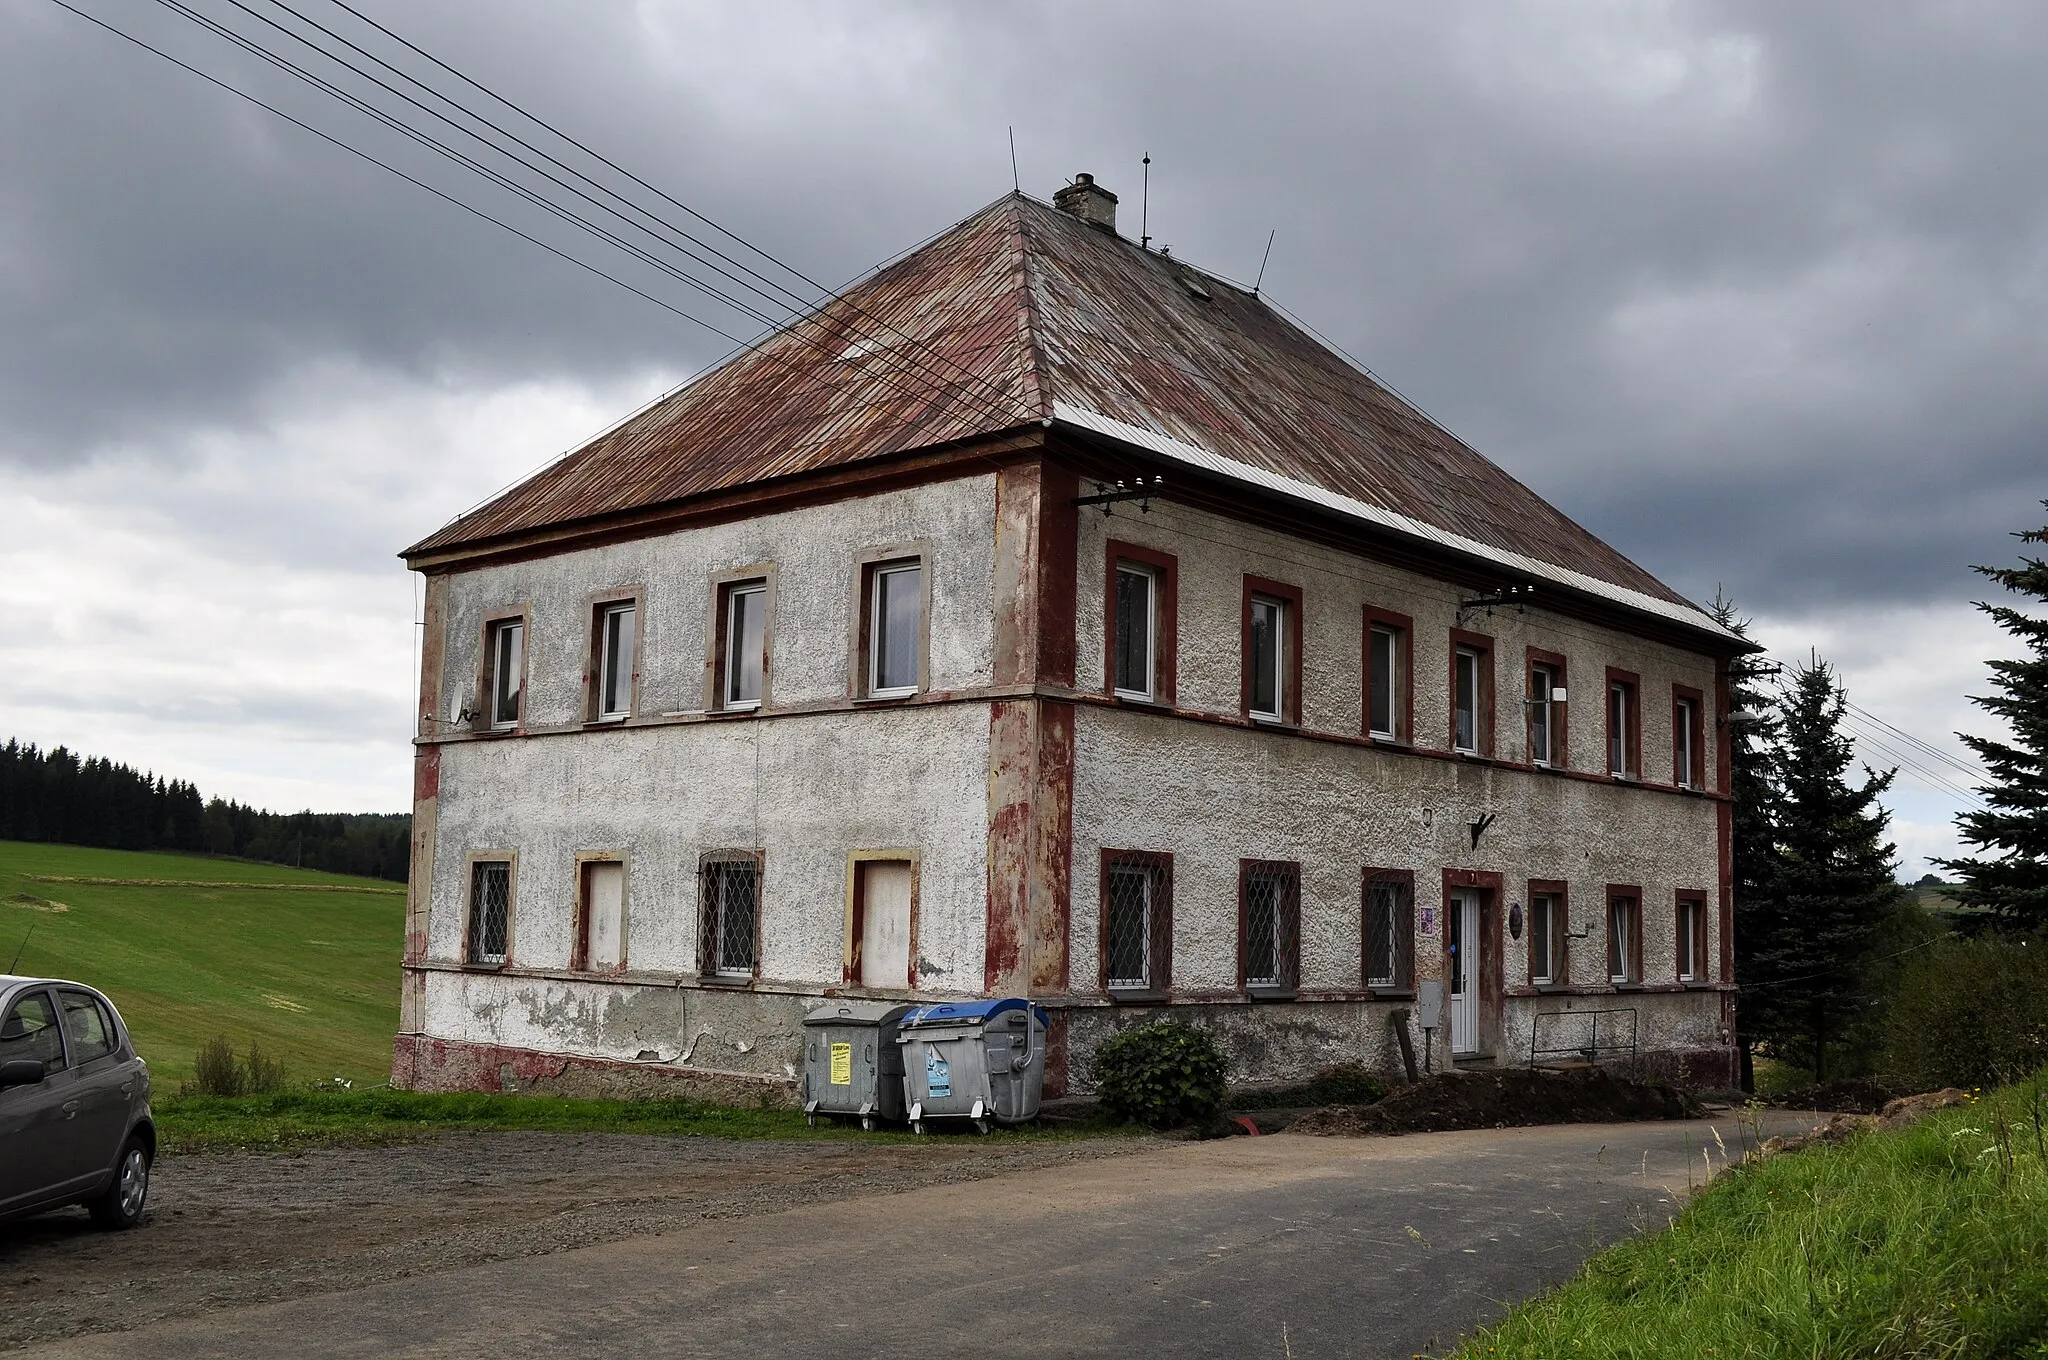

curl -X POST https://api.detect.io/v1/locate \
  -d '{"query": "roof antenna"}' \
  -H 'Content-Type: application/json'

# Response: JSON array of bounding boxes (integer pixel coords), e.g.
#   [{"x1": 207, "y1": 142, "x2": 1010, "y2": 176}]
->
[
  {"x1": 1008, "y1": 127, "x2": 1020, "y2": 194},
  {"x1": 1140, "y1": 153, "x2": 1151, "y2": 250},
  {"x1": 1253, "y1": 229, "x2": 1276, "y2": 295},
  {"x1": 8, "y1": 926, "x2": 31, "y2": 974}
]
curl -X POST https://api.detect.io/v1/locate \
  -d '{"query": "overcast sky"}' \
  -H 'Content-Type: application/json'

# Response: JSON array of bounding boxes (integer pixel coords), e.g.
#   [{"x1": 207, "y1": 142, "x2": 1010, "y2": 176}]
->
[{"x1": 3, "y1": 0, "x2": 2039, "y2": 876}]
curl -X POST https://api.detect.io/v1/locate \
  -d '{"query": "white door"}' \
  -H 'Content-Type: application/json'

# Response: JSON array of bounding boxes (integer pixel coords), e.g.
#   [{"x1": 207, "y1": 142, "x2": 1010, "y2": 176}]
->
[
  {"x1": 583, "y1": 861, "x2": 624, "y2": 970},
  {"x1": 860, "y1": 862, "x2": 913, "y2": 989},
  {"x1": 1449, "y1": 888, "x2": 1481, "y2": 1054}
]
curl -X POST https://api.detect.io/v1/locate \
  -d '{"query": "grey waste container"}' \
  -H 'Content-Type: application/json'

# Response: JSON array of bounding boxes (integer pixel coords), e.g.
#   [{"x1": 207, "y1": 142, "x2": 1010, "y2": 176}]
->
[
  {"x1": 801, "y1": 1000, "x2": 912, "y2": 1130},
  {"x1": 896, "y1": 999, "x2": 1049, "y2": 1134}
]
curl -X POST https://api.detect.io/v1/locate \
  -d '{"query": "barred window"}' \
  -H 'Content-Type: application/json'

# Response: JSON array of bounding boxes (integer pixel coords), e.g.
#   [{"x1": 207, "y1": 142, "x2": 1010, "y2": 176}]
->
[
  {"x1": 1363, "y1": 871, "x2": 1413, "y2": 989},
  {"x1": 700, "y1": 856, "x2": 761, "y2": 978},
  {"x1": 1103, "y1": 853, "x2": 1170, "y2": 992},
  {"x1": 466, "y1": 860, "x2": 511, "y2": 965},
  {"x1": 1240, "y1": 861, "x2": 1300, "y2": 990}
]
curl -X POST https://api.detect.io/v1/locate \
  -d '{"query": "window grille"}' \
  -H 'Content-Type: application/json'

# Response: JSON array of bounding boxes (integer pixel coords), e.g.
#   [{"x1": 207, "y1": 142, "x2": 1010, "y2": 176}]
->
[
  {"x1": 1242, "y1": 864, "x2": 1298, "y2": 989},
  {"x1": 1104, "y1": 860, "x2": 1158, "y2": 989},
  {"x1": 1364, "y1": 876, "x2": 1413, "y2": 988},
  {"x1": 467, "y1": 860, "x2": 510, "y2": 965},
  {"x1": 700, "y1": 858, "x2": 760, "y2": 977}
]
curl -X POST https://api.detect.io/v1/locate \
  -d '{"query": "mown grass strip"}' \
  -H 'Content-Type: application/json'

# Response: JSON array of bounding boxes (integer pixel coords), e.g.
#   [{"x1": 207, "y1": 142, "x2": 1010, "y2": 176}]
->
[
  {"x1": 26, "y1": 875, "x2": 402, "y2": 894},
  {"x1": 1449, "y1": 1078, "x2": 2048, "y2": 1359},
  {"x1": 156, "y1": 1088, "x2": 1128, "y2": 1153}
]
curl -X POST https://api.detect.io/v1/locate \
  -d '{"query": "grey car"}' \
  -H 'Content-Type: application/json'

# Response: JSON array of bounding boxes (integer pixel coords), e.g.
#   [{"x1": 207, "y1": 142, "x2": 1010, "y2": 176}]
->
[{"x1": 0, "y1": 976, "x2": 154, "y2": 1229}]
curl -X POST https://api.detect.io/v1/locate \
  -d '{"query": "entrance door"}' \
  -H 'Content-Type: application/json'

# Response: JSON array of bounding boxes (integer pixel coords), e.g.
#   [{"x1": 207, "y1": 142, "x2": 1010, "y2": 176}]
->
[
  {"x1": 859, "y1": 862, "x2": 913, "y2": 989},
  {"x1": 1448, "y1": 888, "x2": 1482, "y2": 1055},
  {"x1": 580, "y1": 860, "x2": 625, "y2": 970}
]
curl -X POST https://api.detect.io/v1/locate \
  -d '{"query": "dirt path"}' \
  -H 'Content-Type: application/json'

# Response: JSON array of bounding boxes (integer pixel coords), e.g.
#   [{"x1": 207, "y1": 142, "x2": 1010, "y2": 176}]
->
[{"x1": 0, "y1": 1132, "x2": 1147, "y2": 1352}]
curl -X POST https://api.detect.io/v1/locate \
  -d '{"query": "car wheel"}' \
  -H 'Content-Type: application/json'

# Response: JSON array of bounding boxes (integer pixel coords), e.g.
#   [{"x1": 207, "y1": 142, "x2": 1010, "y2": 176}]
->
[{"x1": 87, "y1": 1137, "x2": 150, "y2": 1230}]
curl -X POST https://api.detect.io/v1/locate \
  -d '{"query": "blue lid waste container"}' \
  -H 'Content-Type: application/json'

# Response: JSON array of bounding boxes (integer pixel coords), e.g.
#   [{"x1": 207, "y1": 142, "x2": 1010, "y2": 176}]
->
[
  {"x1": 801, "y1": 1000, "x2": 912, "y2": 1130},
  {"x1": 896, "y1": 998, "x2": 1049, "y2": 1134}
]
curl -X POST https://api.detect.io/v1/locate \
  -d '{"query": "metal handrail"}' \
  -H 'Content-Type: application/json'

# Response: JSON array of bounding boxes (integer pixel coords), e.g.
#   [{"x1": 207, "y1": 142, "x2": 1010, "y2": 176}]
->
[{"x1": 1528, "y1": 1006, "x2": 1639, "y2": 1068}]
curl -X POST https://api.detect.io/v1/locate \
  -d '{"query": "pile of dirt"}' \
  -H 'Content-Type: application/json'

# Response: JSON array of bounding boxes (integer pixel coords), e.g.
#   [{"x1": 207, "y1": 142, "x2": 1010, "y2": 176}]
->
[
  {"x1": 1755, "y1": 1087, "x2": 1972, "y2": 1157},
  {"x1": 1767, "y1": 1077, "x2": 1912, "y2": 1113},
  {"x1": 1290, "y1": 1066, "x2": 1703, "y2": 1137}
]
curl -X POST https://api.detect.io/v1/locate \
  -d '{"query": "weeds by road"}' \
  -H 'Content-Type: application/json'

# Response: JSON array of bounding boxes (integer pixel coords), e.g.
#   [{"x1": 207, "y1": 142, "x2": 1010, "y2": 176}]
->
[
  {"x1": 158, "y1": 1088, "x2": 1127, "y2": 1153},
  {"x1": 1452, "y1": 1073, "x2": 2048, "y2": 1357}
]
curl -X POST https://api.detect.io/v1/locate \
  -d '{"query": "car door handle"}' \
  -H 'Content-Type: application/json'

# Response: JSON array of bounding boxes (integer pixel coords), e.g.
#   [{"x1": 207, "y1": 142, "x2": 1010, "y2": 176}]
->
[{"x1": 62, "y1": 1100, "x2": 79, "y2": 1118}]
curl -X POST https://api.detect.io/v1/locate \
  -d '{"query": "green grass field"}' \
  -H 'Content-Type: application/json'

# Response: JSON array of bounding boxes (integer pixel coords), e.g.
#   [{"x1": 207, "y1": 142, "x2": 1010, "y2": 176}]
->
[{"x1": 0, "y1": 839, "x2": 403, "y2": 1087}]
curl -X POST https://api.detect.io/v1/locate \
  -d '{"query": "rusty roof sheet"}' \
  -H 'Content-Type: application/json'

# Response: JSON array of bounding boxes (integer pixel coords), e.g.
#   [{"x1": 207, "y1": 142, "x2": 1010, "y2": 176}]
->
[{"x1": 406, "y1": 194, "x2": 1693, "y2": 614}]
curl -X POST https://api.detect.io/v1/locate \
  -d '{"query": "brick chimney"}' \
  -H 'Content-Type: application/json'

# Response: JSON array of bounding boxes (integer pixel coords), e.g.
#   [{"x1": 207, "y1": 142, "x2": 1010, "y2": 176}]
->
[{"x1": 1053, "y1": 173, "x2": 1118, "y2": 232}]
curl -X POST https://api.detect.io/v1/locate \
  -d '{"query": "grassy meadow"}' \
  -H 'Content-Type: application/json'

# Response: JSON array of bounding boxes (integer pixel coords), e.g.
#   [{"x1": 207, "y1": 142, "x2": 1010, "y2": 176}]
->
[{"x1": 0, "y1": 839, "x2": 403, "y2": 1087}]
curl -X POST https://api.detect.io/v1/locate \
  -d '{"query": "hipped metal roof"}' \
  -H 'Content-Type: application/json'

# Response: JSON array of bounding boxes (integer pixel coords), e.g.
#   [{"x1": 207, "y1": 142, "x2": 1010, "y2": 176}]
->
[{"x1": 406, "y1": 192, "x2": 1735, "y2": 645}]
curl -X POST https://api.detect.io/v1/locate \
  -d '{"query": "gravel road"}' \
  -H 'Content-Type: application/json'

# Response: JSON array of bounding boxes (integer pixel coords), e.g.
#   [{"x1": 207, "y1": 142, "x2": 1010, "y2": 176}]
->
[{"x1": 0, "y1": 1131, "x2": 1147, "y2": 1352}]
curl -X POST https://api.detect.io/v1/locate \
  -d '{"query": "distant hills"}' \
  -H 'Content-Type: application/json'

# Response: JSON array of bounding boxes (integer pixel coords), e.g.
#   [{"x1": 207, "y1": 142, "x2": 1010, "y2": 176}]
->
[{"x1": 0, "y1": 739, "x2": 408, "y2": 883}]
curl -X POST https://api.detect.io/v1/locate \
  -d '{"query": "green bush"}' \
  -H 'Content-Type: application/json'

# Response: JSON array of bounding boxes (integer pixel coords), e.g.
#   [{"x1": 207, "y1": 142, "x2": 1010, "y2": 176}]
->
[
  {"x1": 1090, "y1": 1020, "x2": 1227, "y2": 1128},
  {"x1": 1885, "y1": 934, "x2": 2048, "y2": 1089},
  {"x1": 184, "y1": 1035, "x2": 289, "y2": 1097}
]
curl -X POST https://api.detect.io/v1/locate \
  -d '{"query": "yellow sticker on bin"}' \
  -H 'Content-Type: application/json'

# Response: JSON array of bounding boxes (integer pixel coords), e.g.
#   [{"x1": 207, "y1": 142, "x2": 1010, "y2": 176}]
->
[{"x1": 829, "y1": 1042, "x2": 852, "y2": 1085}]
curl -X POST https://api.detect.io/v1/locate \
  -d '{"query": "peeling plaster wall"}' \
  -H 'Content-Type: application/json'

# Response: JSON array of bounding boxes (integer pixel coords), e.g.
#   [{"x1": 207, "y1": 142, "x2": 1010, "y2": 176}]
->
[{"x1": 1064, "y1": 497, "x2": 1732, "y2": 1084}]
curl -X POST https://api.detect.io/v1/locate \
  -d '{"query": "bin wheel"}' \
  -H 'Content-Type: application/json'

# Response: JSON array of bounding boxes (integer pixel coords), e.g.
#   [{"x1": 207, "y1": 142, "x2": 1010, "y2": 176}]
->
[
  {"x1": 974, "y1": 1118, "x2": 993, "y2": 1136},
  {"x1": 860, "y1": 1115, "x2": 877, "y2": 1133},
  {"x1": 911, "y1": 1120, "x2": 927, "y2": 1136},
  {"x1": 805, "y1": 1113, "x2": 818, "y2": 1129}
]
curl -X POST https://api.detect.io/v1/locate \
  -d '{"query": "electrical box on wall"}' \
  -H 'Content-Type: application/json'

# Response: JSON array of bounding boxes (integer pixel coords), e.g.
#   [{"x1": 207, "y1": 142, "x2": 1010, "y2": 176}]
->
[{"x1": 1416, "y1": 980, "x2": 1444, "y2": 1032}]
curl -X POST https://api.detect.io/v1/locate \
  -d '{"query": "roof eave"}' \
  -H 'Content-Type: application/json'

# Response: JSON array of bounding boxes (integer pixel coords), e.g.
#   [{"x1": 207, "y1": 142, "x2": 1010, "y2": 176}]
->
[{"x1": 1049, "y1": 402, "x2": 1761, "y2": 658}]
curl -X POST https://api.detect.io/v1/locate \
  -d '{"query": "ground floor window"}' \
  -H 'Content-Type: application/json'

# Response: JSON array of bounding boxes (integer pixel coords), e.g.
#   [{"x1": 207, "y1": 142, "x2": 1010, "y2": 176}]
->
[
  {"x1": 700, "y1": 855, "x2": 761, "y2": 978},
  {"x1": 1528, "y1": 885, "x2": 1566, "y2": 985},
  {"x1": 1362, "y1": 869, "x2": 1414, "y2": 990},
  {"x1": 1676, "y1": 895, "x2": 1708, "y2": 982},
  {"x1": 466, "y1": 859, "x2": 511, "y2": 966},
  {"x1": 1239, "y1": 860, "x2": 1300, "y2": 992},
  {"x1": 1102, "y1": 852, "x2": 1171, "y2": 993},
  {"x1": 1607, "y1": 890, "x2": 1642, "y2": 984}
]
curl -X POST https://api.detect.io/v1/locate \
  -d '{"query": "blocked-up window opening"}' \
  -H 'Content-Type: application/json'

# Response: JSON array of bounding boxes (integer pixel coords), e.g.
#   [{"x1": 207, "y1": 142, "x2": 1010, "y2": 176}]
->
[
  {"x1": 467, "y1": 860, "x2": 510, "y2": 965},
  {"x1": 1242, "y1": 863, "x2": 1299, "y2": 990},
  {"x1": 1113, "y1": 565, "x2": 1156, "y2": 699},
  {"x1": 1364, "y1": 876, "x2": 1413, "y2": 989},
  {"x1": 701, "y1": 858, "x2": 760, "y2": 977},
  {"x1": 1104, "y1": 859, "x2": 1165, "y2": 990}
]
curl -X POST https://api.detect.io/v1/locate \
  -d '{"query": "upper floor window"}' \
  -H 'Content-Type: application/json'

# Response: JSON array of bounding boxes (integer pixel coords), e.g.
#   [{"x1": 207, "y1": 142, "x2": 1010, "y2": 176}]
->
[
  {"x1": 1243, "y1": 577, "x2": 1301, "y2": 724},
  {"x1": 1450, "y1": 632, "x2": 1494, "y2": 756},
  {"x1": 1672, "y1": 688, "x2": 1704, "y2": 789},
  {"x1": 865, "y1": 559, "x2": 924, "y2": 698},
  {"x1": 1106, "y1": 542, "x2": 1177, "y2": 705},
  {"x1": 1113, "y1": 564, "x2": 1158, "y2": 701},
  {"x1": 1239, "y1": 860, "x2": 1300, "y2": 993},
  {"x1": 1363, "y1": 607, "x2": 1412, "y2": 742},
  {"x1": 722, "y1": 580, "x2": 768, "y2": 710},
  {"x1": 593, "y1": 601, "x2": 636, "y2": 720},
  {"x1": 484, "y1": 618, "x2": 524, "y2": 731},
  {"x1": 1607, "y1": 669, "x2": 1641, "y2": 779},
  {"x1": 1527, "y1": 652, "x2": 1566, "y2": 767}
]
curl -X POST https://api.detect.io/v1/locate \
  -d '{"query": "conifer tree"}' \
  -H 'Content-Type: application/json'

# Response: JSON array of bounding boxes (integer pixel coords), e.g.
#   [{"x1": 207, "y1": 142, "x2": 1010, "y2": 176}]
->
[
  {"x1": 1941, "y1": 502, "x2": 2048, "y2": 925},
  {"x1": 1713, "y1": 595, "x2": 1788, "y2": 1089},
  {"x1": 1771, "y1": 657, "x2": 1900, "y2": 1080}
]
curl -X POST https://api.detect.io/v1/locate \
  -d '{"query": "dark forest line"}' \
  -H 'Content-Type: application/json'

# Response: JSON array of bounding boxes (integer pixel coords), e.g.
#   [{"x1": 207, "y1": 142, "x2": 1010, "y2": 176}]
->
[{"x1": 0, "y1": 739, "x2": 409, "y2": 882}]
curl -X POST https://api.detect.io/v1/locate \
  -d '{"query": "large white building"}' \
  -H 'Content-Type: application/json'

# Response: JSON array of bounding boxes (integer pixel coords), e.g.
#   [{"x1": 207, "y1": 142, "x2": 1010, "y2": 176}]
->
[{"x1": 395, "y1": 176, "x2": 1752, "y2": 1101}]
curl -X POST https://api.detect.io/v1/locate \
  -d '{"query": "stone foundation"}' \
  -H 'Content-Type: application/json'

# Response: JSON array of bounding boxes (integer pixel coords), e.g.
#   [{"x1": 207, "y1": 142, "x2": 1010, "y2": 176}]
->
[{"x1": 392, "y1": 1034, "x2": 798, "y2": 1106}]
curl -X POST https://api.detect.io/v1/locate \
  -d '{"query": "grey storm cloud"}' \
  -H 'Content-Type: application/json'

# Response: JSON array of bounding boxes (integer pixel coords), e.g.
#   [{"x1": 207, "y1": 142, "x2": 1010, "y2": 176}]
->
[{"x1": 3, "y1": 0, "x2": 2045, "y2": 612}]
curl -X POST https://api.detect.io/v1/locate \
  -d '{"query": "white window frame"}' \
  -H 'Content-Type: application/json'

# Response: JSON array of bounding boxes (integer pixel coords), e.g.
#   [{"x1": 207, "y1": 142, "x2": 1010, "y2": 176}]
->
[
  {"x1": 1608, "y1": 895, "x2": 1637, "y2": 984},
  {"x1": 1674, "y1": 697, "x2": 1697, "y2": 789},
  {"x1": 488, "y1": 619, "x2": 524, "y2": 731},
  {"x1": 1367, "y1": 624, "x2": 1401, "y2": 740},
  {"x1": 1112, "y1": 563, "x2": 1157, "y2": 702},
  {"x1": 1677, "y1": 898, "x2": 1704, "y2": 982},
  {"x1": 723, "y1": 581, "x2": 767, "y2": 711},
  {"x1": 596, "y1": 602, "x2": 635, "y2": 721},
  {"x1": 1530, "y1": 892, "x2": 1560, "y2": 985},
  {"x1": 1529, "y1": 663, "x2": 1556, "y2": 767},
  {"x1": 1608, "y1": 681, "x2": 1634, "y2": 778},
  {"x1": 1454, "y1": 646, "x2": 1483, "y2": 755},
  {"x1": 867, "y1": 561, "x2": 923, "y2": 699},
  {"x1": 1248, "y1": 594, "x2": 1286, "y2": 722}
]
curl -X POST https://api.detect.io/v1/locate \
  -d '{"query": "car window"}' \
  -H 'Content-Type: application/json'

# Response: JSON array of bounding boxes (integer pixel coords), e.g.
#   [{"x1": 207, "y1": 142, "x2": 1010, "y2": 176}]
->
[
  {"x1": 60, "y1": 992, "x2": 116, "y2": 1065},
  {"x1": 0, "y1": 992, "x2": 66, "y2": 1074}
]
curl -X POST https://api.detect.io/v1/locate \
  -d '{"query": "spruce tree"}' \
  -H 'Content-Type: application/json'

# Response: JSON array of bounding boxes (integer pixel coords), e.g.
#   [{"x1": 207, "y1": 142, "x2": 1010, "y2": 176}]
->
[
  {"x1": 1941, "y1": 502, "x2": 2048, "y2": 926},
  {"x1": 1712, "y1": 595, "x2": 1789, "y2": 1089},
  {"x1": 1773, "y1": 656, "x2": 1900, "y2": 1080}
]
